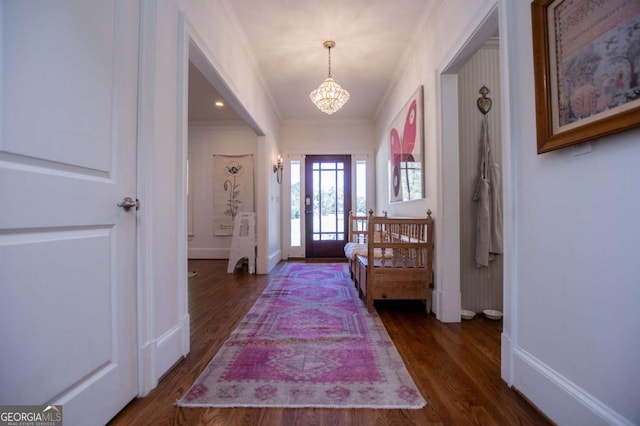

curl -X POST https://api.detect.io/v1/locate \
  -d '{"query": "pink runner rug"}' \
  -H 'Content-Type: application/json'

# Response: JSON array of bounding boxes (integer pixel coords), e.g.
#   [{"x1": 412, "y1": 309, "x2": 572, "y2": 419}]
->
[{"x1": 178, "y1": 262, "x2": 426, "y2": 409}]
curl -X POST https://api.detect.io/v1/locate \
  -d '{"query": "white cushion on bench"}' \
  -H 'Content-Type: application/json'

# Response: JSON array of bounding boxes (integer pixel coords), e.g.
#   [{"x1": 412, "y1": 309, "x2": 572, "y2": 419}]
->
[{"x1": 344, "y1": 242, "x2": 393, "y2": 260}]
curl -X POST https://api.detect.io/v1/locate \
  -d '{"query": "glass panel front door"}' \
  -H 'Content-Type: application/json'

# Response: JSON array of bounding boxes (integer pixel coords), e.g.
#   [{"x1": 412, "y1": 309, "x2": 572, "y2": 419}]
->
[{"x1": 304, "y1": 155, "x2": 351, "y2": 257}]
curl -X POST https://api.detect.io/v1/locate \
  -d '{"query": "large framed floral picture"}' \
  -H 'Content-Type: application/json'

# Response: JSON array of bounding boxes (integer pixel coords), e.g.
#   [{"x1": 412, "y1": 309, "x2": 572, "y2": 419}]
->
[
  {"x1": 531, "y1": 0, "x2": 640, "y2": 153},
  {"x1": 389, "y1": 86, "x2": 424, "y2": 203}
]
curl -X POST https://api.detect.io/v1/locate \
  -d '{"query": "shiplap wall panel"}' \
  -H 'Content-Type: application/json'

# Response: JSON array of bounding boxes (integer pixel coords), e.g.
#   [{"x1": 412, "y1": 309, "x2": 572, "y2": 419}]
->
[{"x1": 458, "y1": 39, "x2": 503, "y2": 313}]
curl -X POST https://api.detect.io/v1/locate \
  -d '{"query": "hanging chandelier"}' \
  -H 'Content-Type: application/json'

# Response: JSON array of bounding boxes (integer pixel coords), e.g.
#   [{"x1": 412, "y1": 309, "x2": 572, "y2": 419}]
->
[{"x1": 309, "y1": 41, "x2": 350, "y2": 115}]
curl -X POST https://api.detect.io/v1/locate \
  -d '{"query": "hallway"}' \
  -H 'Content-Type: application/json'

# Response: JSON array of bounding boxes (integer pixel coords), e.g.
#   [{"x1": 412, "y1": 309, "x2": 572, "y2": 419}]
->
[{"x1": 110, "y1": 260, "x2": 550, "y2": 425}]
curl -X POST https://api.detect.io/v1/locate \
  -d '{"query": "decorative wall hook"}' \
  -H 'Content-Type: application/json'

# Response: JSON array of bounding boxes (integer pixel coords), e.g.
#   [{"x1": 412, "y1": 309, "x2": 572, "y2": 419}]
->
[{"x1": 477, "y1": 85, "x2": 492, "y2": 115}]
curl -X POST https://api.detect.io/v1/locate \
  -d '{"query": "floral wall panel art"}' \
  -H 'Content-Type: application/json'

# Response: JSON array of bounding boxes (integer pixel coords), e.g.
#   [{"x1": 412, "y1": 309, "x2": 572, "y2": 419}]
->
[
  {"x1": 213, "y1": 154, "x2": 255, "y2": 236},
  {"x1": 389, "y1": 87, "x2": 424, "y2": 203}
]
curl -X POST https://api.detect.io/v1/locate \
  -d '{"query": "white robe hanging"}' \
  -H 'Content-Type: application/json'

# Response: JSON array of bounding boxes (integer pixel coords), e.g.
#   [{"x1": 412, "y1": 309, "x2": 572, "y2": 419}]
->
[{"x1": 473, "y1": 115, "x2": 503, "y2": 267}]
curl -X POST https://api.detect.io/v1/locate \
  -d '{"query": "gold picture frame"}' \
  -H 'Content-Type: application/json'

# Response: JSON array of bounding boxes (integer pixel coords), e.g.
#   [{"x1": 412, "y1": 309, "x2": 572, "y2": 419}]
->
[{"x1": 531, "y1": 0, "x2": 640, "y2": 154}]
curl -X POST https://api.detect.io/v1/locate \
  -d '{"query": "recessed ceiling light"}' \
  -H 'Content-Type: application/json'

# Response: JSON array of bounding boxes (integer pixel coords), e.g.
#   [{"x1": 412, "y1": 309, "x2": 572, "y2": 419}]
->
[{"x1": 215, "y1": 101, "x2": 224, "y2": 108}]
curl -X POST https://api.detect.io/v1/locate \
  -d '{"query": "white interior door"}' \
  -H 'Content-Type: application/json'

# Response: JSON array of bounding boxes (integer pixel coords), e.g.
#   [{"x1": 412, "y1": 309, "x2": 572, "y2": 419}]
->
[{"x1": 0, "y1": 1, "x2": 139, "y2": 425}]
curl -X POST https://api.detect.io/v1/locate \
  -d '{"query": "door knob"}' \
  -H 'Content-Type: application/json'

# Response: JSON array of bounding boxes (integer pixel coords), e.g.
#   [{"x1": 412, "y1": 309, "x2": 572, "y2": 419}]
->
[{"x1": 118, "y1": 196, "x2": 139, "y2": 211}]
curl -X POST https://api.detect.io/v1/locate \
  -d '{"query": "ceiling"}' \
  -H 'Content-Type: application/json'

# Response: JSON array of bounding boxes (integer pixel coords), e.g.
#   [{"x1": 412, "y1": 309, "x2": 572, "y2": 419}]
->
[{"x1": 188, "y1": 0, "x2": 432, "y2": 123}]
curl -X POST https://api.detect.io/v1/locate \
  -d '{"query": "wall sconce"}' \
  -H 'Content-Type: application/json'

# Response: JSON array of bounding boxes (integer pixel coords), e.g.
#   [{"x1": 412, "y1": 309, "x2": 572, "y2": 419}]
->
[{"x1": 273, "y1": 155, "x2": 283, "y2": 184}]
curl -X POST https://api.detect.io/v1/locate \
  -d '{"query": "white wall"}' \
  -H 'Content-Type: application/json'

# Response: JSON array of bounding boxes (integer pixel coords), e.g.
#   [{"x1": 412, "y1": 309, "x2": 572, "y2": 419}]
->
[
  {"x1": 177, "y1": 0, "x2": 283, "y2": 275},
  {"x1": 280, "y1": 120, "x2": 375, "y2": 154},
  {"x1": 137, "y1": 0, "x2": 186, "y2": 391},
  {"x1": 505, "y1": 1, "x2": 640, "y2": 424},
  {"x1": 376, "y1": 0, "x2": 640, "y2": 424},
  {"x1": 188, "y1": 124, "x2": 258, "y2": 259},
  {"x1": 137, "y1": 0, "x2": 282, "y2": 394},
  {"x1": 373, "y1": 1, "x2": 440, "y2": 219}
]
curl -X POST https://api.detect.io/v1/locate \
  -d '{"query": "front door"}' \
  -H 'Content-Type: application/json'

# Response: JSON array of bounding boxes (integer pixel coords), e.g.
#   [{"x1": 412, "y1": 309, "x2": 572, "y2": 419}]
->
[
  {"x1": 0, "y1": 2, "x2": 139, "y2": 425},
  {"x1": 304, "y1": 155, "x2": 352, "y2": 258}
]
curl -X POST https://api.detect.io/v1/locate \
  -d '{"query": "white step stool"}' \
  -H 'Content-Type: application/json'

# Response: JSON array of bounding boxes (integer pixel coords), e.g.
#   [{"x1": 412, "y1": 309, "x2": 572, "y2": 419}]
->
[{"x1": 227, "y1": 212, "x2": 256, "y2": 274}]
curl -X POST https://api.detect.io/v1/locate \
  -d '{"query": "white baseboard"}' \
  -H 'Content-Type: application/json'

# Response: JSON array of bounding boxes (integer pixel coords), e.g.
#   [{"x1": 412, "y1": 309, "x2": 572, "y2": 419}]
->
[
  {"x1": 513, "y1": 348, "x2": 633, "y2": 426},
  {"x1": 137, "y1": 340, "x2": 156, "y2": 396},
  {"x1": 138, "y1": 316, "x2": 190, "y2": 397},
  {"x1": 180, "y1": 312, "x2": 190, "y2": 356},
  {"x1": 154, "y1": 323, "x2": 187, "y2": 381},
  {"x1": 501, "y1": 332, "x2": 512, "y2": 385},
  {"x1": 434, "y1": 288, "x2": 461, "y2": 323},
  {"x1": 268, "y1": 249, "x2": 282, "y2": 273},
  {"x1": 188, "y1": 247, "x2": 230, "y2": 259}
]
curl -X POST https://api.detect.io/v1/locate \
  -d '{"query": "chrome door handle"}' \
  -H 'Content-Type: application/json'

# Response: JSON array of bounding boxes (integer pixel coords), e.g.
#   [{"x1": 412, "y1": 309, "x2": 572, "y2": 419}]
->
[{"x1": 118, "y1": 196, "x2": 139, "y2": 211}]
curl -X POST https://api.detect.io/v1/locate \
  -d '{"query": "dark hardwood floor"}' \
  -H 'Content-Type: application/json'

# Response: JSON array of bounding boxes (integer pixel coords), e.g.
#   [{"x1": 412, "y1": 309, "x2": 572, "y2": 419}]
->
[{"x1": 109, "y1": 259, "x2": 551, "y2": 425}]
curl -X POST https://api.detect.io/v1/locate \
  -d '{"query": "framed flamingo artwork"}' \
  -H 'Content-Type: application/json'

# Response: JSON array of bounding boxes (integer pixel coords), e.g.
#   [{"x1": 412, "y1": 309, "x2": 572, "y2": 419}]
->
[{"x1": 389, "y1": 86, "x2": 424, "y2": 203}]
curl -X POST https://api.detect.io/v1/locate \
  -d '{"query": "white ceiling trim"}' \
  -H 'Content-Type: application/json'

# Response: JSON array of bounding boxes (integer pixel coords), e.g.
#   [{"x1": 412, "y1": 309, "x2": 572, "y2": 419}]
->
[
  {"x1": 281, "y1": 118, "x2": 374, "y2": 128},
  {"x1": 188, "y1": 120, "x2": 249, "y2": 129}
]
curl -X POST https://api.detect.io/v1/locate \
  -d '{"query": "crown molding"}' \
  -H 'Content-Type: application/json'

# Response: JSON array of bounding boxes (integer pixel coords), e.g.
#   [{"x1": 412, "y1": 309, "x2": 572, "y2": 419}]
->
[
  {"x1": 188, "y1": 119, "x2": 250, "y2": 130},
  {"x1": 281, "y1": 118, "x2": 374, "y2": 128}
]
